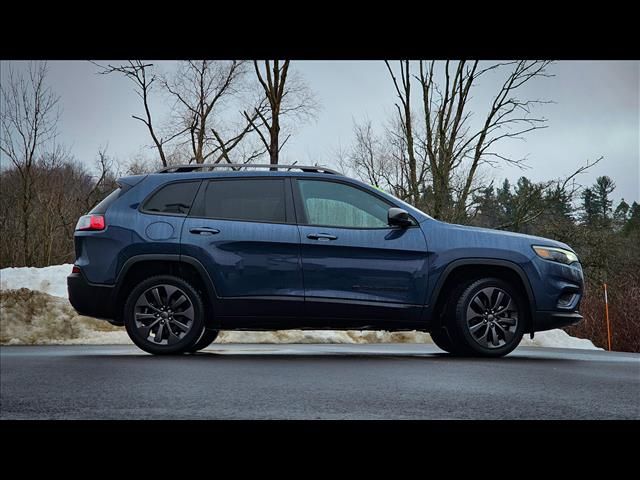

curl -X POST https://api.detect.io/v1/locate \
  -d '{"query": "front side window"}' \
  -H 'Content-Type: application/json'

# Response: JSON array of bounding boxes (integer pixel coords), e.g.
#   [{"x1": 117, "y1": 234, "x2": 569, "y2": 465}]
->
[
  {"x1": 297, "y1": 180, "x2": 391, "y2": 228},
  {"x1": 191, "y1": 179, "x2": 286, "y2": 223},
  {"x1": 142, "y1": 181, "x2": 200, "y2": 215}
]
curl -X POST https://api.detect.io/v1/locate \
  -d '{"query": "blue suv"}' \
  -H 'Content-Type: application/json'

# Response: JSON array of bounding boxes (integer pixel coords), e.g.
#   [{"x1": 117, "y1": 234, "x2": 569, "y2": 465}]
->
[{"x1": 67, "y1": 164, "x2": 584, "y2": 357}]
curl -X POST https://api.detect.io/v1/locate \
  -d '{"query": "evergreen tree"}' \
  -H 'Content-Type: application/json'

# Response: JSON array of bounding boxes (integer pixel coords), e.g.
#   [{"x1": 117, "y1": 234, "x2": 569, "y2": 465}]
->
[
  {"x1": 472, "y1": 185, "x2": 500, "y2": 228},
  {"x1": 497, "y1": 179, "x2": 513, "y2": 222},
  {"x1": 623, "y1": 201, "x2": 640, "y2": 235},
  {"x1": 581, "y1": 176, "x2": 616, "y2": 227},
  {"x1": 581, "y1": 187, "x2": 598, "y2": 226},
  {"x1": 594, "y1": 175, "x2": 616, "y2": 225},
  {"x1": 613, "y1": 198, "x2": 630, "y2": 230}
]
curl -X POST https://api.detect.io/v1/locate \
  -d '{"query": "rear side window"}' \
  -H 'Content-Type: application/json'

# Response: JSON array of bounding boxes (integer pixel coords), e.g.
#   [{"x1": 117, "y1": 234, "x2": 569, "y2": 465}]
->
[
  {"x1": 90, "y1": 188, "x2": 123, "y2": 214},
  {"x1": 191, "y1": 179, "x2": 286, "y2": 223},
  {"x1": 142, "y1": 181, "x2": 200, "y2": 215}
]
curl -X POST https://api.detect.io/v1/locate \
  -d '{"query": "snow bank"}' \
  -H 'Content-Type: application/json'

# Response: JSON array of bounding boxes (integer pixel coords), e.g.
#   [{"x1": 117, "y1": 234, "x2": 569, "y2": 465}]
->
[
  {"x1": 0, "y1": 289, "x2": 432, "y2": 345},
  {"x1": 521, "y1": 329, "x2": 602, "y2": 350},
  {"x1": 218, "y1": 330, "x2": 433, "y2": 344},
  {"x1": 0, "y1": 264, "x2": 72, "y2": 299},
  {"x1": 0, "y1": 289, "x2": 129, "y2": 345},
  {"x1": 0, "y1": 263, "x2": 599, "y2": 350}
]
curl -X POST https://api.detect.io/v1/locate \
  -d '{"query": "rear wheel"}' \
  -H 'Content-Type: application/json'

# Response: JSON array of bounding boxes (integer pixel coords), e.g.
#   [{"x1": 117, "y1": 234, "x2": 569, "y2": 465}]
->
[
  {"x1": 187, "y1": 328, "x2": 219, "y2": 353},
  {"x1": 124, "y1": 275, "x2": 205, "y2": 355},
  {"x1": 444, "y1": 277, "x2": 525, "y2": 357}
]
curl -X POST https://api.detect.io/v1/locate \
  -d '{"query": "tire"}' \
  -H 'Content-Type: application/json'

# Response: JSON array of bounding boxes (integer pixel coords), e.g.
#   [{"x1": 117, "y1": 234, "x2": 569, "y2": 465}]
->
[
  {"x1": 124, "y1": 275, "x2": 205, "y2": 355},
  {"x1": 187, "y1": 328, "x2": 219, "y2": 353},
  {"x1": 429, "y1": 327, "x2": 457, "y2": 354},
  {"x1": 444, "y1": 277, "x2": 526, "y2": 357}
]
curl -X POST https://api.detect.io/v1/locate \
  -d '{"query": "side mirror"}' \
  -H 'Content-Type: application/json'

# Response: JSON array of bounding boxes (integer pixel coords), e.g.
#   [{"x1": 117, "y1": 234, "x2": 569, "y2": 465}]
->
[{"x1": 388, "y1": 207, "x2": 412, "y2": 228}]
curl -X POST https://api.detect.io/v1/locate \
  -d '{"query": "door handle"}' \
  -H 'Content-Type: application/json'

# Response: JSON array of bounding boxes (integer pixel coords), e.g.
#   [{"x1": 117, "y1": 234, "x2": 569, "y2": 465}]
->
[
  {"x1": 189, "y1": 227, "x2": 220, "y2": 235},
  {"x1": 307, "y1": 233, "x2": 338, "y2": 241}
]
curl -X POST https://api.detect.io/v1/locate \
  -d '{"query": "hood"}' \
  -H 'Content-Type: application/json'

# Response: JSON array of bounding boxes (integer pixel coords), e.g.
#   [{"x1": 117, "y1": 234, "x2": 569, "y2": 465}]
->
[{"x1": 436, "y1": 220, "x2": 575, "y2": 252}]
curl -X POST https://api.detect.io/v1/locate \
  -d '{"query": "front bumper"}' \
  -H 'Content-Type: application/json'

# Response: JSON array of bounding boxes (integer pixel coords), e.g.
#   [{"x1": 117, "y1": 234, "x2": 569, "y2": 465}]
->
[
  {"x1": 533, "y1": 311, "x2": 583, "y2": 332},
  {"x1": 67, "y1": 271, "x2": 117, "y2": 322}
]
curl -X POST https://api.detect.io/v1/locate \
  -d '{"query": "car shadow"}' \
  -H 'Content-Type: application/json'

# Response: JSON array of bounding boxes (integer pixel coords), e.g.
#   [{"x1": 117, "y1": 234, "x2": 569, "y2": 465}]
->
[{"x1": 72, "y1": 349, "x2": 575, "y2": 363}]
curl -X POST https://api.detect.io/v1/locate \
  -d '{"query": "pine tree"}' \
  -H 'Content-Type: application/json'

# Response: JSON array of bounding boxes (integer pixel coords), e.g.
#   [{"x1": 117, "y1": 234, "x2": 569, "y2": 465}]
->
[
  {"x1": 581, "y1": 187, "x2": 598, "y2": 226},
  {"x1": 623, "y1": 201, "x2": 640, "y2": 235},
  {"x1": 594, "y1": 176, "x2": 616, "y2": 225},
  {"x1": 497, "y1": 179, "x2": 513, "y2": 222},
  {"x1": 581, "y1": 176, "x2": 616, "y2": 227},
  {"x1": 613, "y1": 198, "x2": 630, "y2": 230},
  {"x1": 472, "y1": 185, "x2": 500, "y2": 228}
]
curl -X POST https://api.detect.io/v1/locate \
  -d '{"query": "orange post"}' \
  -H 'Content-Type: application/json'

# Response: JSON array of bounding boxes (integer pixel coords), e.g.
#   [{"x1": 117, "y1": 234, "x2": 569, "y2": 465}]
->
[{"x1": 604, "y1": 283, "x2": 612, "y2": 351}]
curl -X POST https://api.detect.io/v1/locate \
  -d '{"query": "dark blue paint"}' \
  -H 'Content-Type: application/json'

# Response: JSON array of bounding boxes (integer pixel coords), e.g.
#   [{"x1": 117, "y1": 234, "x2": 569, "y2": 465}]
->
[
  {"x1": 298, "y1": 225, "x2": 428, "y2": 305},
  {"x1": 145, "y1": 221, "x2": 175, "y2": 240},
  {"x1": 181, "y1": 217, "x2": 303, "y2": 297},
  {"x1": 69, "y1": 170, "x2": 584, "y2": 332}
]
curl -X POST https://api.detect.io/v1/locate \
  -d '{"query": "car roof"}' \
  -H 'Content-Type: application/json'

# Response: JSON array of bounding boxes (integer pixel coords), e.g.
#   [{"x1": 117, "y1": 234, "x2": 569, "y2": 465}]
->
[{"x1": 158, "y1": 164, "x2": 341, "y2": 175}]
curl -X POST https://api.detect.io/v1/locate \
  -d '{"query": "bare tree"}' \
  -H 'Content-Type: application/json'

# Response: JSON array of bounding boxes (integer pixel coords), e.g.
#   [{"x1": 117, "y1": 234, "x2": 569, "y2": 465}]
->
[
  {"x1": 163, "y1": 60, "x2": 264, "y2": 164},
  {"x1": 384, "y1": 61, "x2": 429, "y2": 206},
  {"x1": 94, "y1": 61, "x2": 179, "y2": 167},
  {"x1": 246, "y1": 61, "x2": 319, "y2": 165},
  {"x1": 0, "y1": 149, "x2": 120, "y2": 268},
  {"x1": 413, "y1": 60, "x2": 553, "y2": 221},
  {"x1": 375, "y1": 61, "x2": 554, "y2": 221},
  {"x1": 1, "y1": 62, "x2": 60, "y2": 265},
  {"x1": 344, "y1": 119, "x2": 411, "y2": 200}
]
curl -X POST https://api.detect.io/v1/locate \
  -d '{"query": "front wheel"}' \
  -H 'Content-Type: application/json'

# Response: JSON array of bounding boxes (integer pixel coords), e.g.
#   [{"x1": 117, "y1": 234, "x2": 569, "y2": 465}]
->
[
  {"x1": 124, "y1": 275, "x2": 205, "y2": 355},
  {"x1": 429, "y1": 327, "x2": 458, "y2": 354},
  {"x1": 445, "y1": 277, "x2": 526, "y2": 357}
]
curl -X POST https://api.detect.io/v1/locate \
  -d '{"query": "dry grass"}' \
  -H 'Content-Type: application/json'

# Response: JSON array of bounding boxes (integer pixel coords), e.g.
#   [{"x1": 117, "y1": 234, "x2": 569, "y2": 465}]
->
[{"x1": 566, "y1": 278, "x2": 640, "y2": 353}]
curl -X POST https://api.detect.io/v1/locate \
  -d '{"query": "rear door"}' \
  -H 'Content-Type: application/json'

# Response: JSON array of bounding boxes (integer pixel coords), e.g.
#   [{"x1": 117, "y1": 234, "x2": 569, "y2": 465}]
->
[
  {"x1": 294, "y1": 178, "x2": 429, "y2": 323},
  {"x1": 181, "y1": 177, "x2": 303, "y2": 321}
]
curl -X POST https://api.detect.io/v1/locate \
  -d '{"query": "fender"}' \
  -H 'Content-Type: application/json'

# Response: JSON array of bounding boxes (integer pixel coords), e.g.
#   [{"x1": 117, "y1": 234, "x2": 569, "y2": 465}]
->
[
  {"x1": 113, "y1": 253, "x2": 220, "y2": 309},
  {"x1": 427, "y1": 258, "x2": 537, "y2": 333}
]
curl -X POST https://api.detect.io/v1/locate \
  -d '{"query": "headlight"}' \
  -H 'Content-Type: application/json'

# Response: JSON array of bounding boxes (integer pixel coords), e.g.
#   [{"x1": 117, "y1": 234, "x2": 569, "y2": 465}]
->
[{"x1": 532, "y1": 245, "x2": 579, "y2": 265}]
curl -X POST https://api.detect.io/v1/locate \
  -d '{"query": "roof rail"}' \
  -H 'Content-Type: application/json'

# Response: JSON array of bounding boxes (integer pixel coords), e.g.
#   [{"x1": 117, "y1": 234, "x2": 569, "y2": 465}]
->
[{"x1": 157, "y1": 164, "x2": 341, "y2": 175}]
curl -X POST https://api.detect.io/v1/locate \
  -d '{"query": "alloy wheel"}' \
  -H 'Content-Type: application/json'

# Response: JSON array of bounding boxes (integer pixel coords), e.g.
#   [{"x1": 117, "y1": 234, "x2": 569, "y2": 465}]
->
[
  {"x1": 133, "y1": 284, "x2": 195, "y2": 345},
  {"x1": 465, "y1": 287, "x2": 519, "y2": 349}
]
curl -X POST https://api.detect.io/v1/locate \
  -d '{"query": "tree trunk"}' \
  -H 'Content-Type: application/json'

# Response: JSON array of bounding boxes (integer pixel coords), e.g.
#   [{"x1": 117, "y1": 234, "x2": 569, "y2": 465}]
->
[{"x1": 269, "y1": 114, "x2": 279, "y2": 164}]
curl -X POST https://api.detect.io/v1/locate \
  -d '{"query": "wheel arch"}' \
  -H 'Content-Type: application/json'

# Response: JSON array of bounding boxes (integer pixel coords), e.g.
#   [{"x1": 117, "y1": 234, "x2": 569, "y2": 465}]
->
[
  {"x1": 113, "y1": 254, "x2": 219, "y2": 328},
  {"x1": 428, "y1": 259, "x2": 536, "y2": 334}
]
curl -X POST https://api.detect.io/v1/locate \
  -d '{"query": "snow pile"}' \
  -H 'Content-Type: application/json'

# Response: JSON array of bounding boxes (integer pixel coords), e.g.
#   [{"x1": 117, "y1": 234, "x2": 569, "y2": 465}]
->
[
  {"x1": 0, "y1": 289, "x2": 128, "y2": 345},
  {"x1": 1, "y1": 264, "x2": 73, "y2": 299},
  {"x1": 218, "y1": 330, "x2": 433, "y2": 344},
  {"x1": 521, "y1": 329, "x2": 602, "y2": 350},
  {"x1": 0, "y1": 289, "x2": 432, "y2": 345},
  {"x1": 0, "y1": 263, "x2": 599, "y2": 350}
]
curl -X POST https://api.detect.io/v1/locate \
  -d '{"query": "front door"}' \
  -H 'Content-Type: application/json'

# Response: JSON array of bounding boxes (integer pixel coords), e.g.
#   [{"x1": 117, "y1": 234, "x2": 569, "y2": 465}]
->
[
  {"x1": 293, "y1": 178, "x2": 429, "y2": 324},
  {"x1": 181, "y1": 177, "x2": 303, "y2": 322}
]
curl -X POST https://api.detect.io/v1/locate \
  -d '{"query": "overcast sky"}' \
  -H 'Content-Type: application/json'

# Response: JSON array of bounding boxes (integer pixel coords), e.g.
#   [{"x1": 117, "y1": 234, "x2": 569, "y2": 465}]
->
[{"x1": 1, "y1": 60, "x2": 638, "y2": 205}]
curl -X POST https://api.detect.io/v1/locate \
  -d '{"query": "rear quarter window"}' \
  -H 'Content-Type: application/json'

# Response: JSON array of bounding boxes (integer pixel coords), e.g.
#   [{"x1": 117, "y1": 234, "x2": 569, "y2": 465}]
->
[
  {"x1": 90, "y1": 188, "x2": 123, "y2": 214},
  {"x1": 141, "y1": 181, "x2": 201, "y2": 216}
]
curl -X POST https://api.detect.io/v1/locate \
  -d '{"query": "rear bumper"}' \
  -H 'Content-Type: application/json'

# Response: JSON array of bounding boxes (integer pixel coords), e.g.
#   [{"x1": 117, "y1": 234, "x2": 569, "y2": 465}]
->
[
  {"x1": 533, "y1": 311, "x2": 583, "y2": 332},
  {"x1": 67, "y1": 272, "x2": 117, "y2": 322}
]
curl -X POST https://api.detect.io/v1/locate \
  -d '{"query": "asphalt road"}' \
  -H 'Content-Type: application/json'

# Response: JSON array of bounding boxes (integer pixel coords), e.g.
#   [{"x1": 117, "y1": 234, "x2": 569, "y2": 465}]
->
[{"x1": 1, "y1": 344, "x2": 638, "y2": 419}]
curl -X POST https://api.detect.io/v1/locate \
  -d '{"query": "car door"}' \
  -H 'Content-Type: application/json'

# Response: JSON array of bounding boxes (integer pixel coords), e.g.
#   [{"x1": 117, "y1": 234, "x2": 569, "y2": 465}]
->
[
  {"x1": 293, "y1": 178, "x2": 429, "y2": 323},
  {"x1": 181, "y1": 177, "x2": 303, "y2": 322}
]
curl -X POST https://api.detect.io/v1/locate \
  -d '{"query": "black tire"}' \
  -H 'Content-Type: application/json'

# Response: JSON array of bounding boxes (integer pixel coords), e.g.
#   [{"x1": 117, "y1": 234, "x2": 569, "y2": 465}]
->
[
  {"x1": 187, "y1": 328, "x2": 219, "y2": 353},
  {"x1": 444, "y1": 277, "x2": 526, "y2": 357},
  {"x1": 124, "y1": 275, "x2": 205, "y2": 355},
  {"x1": 429, "y1": 327, "x2": 457, "y2": 354}
]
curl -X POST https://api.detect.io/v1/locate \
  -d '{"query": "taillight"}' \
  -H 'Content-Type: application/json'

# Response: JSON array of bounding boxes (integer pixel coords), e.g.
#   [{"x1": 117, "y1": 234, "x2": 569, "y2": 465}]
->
[
  {"x1": 71, "y1": 265, "x2": 81, "y2": 274},
  {"x1": 75, "y1": 214, "x2": 105, "y2": 231}
]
